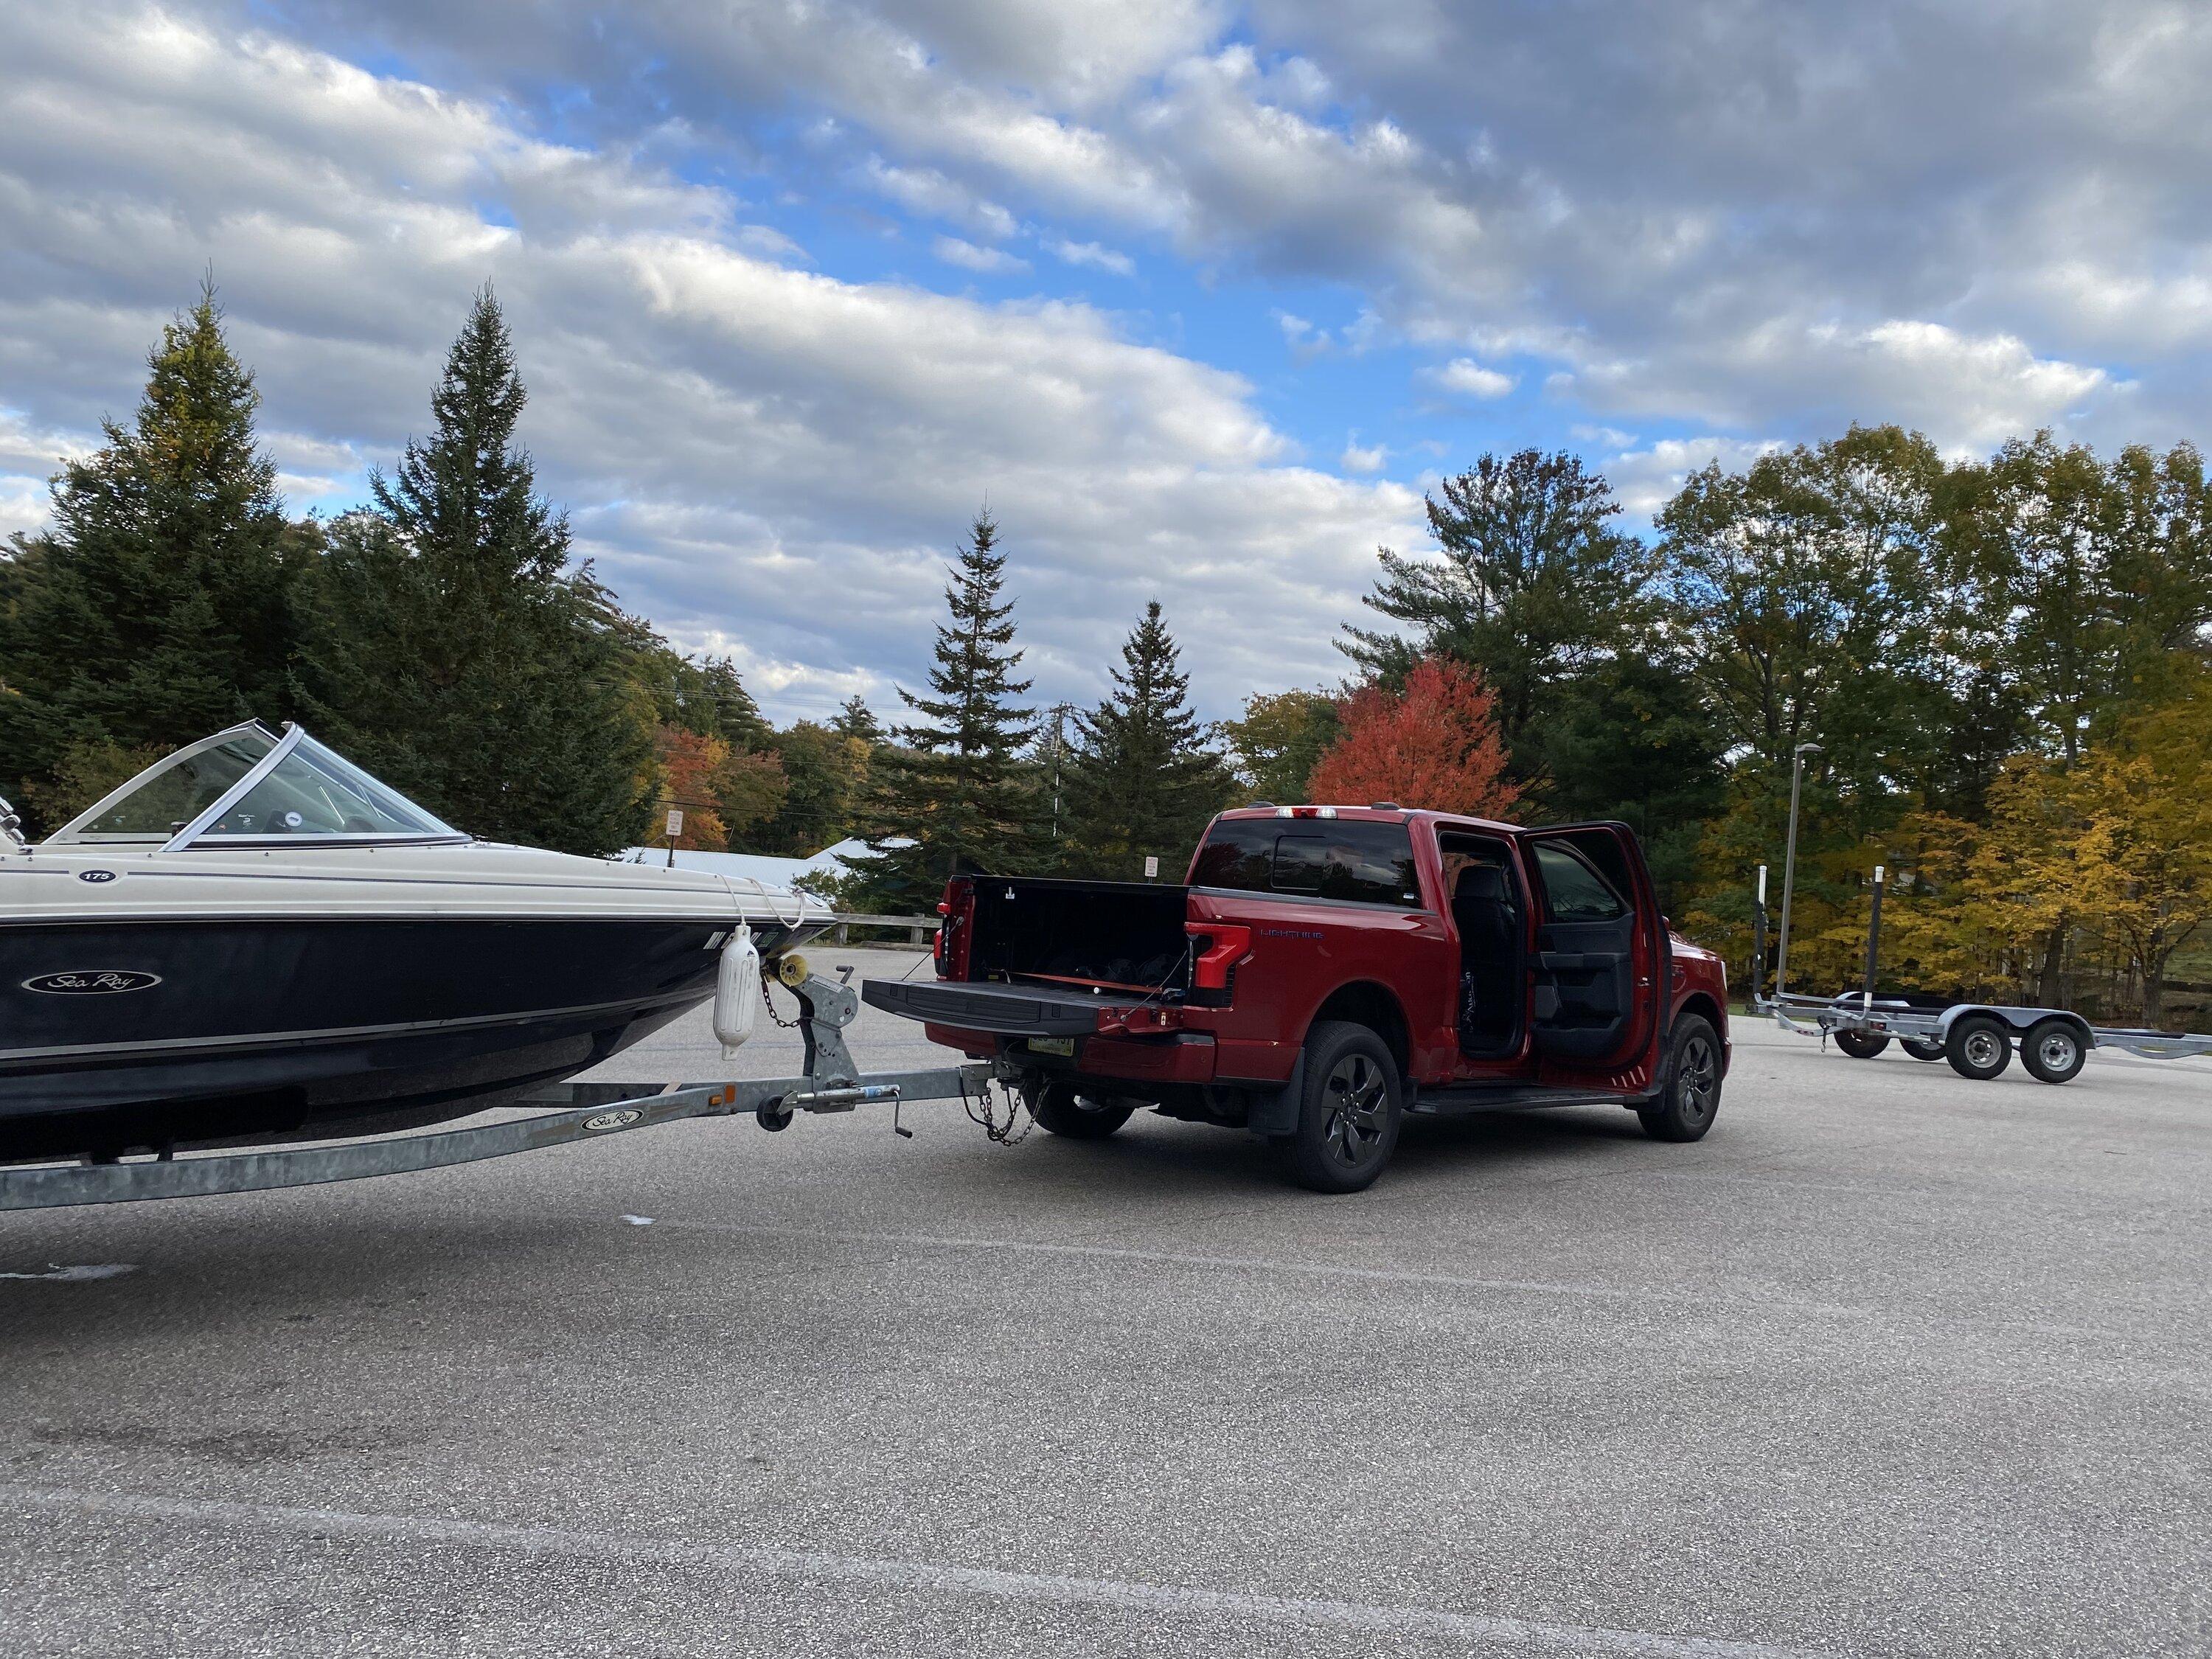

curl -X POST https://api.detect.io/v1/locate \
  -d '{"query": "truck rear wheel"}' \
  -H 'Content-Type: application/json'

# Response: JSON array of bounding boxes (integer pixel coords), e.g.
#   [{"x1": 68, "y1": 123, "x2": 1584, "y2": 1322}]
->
[
  {"x1": 1029, "y1": 1079, "x2": 1137, "y2": 1139},
  {"x1": 1638, "y1": 1015, "x2": 1722, "y2": 1142},
  {"x1": 1276, "y1": 1021, "x2": 1402, "y2": 1194}
]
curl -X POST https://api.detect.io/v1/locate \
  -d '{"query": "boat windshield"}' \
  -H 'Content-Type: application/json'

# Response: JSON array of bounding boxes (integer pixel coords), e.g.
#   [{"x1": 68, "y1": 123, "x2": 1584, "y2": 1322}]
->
[
  {"x1": 49, "y1": 727, "x2": 280, "y2": 843},
  {"x1": 195, "y1": 734, "x2": 456, "y2": 841},
  {"x1": 47, "y1": 724, "x2": 461, "y2": 846}
]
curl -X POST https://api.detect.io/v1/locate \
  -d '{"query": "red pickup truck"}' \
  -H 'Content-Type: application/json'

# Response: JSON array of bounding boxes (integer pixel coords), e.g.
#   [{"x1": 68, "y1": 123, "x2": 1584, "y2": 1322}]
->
[{"x1": 863, "y1": 805, "x2": 1729, "y2": 1192}]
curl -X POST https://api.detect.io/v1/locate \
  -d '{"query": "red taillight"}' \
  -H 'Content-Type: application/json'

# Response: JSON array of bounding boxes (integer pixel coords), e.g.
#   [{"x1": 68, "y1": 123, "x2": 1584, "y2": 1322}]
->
[
  {"x1": 1186, "y1": 923, "x2": 1252, "y2": 992},
  {"x1": 935, "y1": 877, "x2": 975, "y2": 978}
]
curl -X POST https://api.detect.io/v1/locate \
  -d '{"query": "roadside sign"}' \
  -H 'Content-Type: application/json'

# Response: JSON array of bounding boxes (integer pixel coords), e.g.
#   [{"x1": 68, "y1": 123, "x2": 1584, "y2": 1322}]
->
[
  {"x1": 665, "y1": 808, "x2": 684, "y2": 839},
  {"x1": 1144, "y1": 855, "x2": 1159, "y2": 880}
]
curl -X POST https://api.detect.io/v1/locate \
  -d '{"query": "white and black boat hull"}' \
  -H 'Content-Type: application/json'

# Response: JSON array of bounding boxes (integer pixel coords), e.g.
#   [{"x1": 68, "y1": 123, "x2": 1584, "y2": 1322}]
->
[{"x1": 1, "y1": 912, "x2": 814, "y2": 1161}]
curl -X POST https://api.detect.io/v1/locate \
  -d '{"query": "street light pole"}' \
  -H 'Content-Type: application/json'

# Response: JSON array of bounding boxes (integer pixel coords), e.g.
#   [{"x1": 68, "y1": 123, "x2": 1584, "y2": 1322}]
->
[{"x1": 1774, "y1": 741, "x2": 1821, "y2": 1001}]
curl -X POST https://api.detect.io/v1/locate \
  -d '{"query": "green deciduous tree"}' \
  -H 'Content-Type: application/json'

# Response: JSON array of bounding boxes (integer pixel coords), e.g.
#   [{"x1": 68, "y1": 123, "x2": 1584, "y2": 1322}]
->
[
  {"x1": 0, "y1": 285, "x2": 305, "y2": 830},
  {"x1": 844, "y1": 511, "x2": 1035, "y2": 909},
  {"x1": 299, "y1": 288, "x2": 653, "y2": 855},
  {"x1": 1222, "y1": 687, "x2": 1339, "y2": 805},
  {"x1": 1060, "y1": 600, "x2": 1235, "y2": 879}
]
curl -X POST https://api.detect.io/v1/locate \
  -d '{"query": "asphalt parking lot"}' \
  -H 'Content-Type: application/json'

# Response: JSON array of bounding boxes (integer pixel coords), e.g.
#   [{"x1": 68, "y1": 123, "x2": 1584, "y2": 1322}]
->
[{"x1": 4, "y1": 946, "x2": 2208, "y2": 1658}]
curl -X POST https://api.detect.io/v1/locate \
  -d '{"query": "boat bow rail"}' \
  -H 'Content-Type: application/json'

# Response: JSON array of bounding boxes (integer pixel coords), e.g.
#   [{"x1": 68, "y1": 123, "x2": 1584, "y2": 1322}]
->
[{"x1": 0, "y1": 964, "x2": 998, "y2": 1211}]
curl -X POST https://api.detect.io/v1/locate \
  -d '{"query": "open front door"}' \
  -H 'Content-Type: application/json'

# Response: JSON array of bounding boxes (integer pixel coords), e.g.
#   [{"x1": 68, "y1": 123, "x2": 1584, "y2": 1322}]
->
[{"x1": 1520, "y1": 823, "x2": 1667, "y2": 1089}]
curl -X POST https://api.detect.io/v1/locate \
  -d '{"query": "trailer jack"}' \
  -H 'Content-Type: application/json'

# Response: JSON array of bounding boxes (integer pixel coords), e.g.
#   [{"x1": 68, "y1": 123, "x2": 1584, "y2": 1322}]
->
[{"x1": 0, "y1": 965, "x2": 990, "y2": 1211}]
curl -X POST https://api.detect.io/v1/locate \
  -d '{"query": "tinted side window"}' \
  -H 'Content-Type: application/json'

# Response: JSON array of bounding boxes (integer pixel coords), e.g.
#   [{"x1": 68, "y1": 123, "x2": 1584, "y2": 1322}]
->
[
  {"x1": 1191, "y1": 820, "x2": 1421, "y2": 907},
  {"x1": 1533, "y1": 842, "x2": 1625, "y2": 922}
]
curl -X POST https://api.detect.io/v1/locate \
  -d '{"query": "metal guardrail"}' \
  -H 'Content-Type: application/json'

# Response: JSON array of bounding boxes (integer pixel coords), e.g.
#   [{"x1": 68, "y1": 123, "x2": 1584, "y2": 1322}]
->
[{"x1": 824, "y1": 911, "x2": 940, "y2": 946}]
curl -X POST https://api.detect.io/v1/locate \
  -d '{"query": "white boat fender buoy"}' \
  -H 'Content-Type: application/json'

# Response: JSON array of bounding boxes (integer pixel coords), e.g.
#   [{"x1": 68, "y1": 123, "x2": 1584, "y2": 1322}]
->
[{"x1": 714, "y1": 923, "x2": 762, "y2": 1057}]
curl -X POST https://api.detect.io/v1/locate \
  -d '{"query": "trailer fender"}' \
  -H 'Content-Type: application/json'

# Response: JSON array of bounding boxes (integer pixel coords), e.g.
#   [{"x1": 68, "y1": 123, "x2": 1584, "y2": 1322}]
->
[{"x1": 1936, "y1": 1004, "x2": 2095, "y2": 1049}]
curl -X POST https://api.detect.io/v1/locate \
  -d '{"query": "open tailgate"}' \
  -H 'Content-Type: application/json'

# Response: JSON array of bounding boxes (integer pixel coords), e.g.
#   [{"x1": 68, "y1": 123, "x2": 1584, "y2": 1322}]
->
[{"x1": 861, "y1": 978, "x2": 1148, "y2": 1037}]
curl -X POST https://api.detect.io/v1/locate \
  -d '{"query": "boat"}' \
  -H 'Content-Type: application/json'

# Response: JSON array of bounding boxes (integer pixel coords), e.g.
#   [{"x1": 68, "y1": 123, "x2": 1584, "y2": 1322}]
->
[{"x1": 0, "y1": 722, "x2": 830, "y2": 1164}]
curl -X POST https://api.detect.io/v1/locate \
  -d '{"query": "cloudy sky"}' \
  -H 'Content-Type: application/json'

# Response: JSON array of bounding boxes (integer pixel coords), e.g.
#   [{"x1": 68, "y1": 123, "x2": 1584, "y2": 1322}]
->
[{"x1": 3, "y1": 2, "x2": 2207, "y2": 723}]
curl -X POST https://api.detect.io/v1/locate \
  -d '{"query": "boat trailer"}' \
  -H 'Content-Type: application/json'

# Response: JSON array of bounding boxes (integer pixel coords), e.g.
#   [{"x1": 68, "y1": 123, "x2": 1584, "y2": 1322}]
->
[
  {"x1": 1746, "y1": 860, "x2": 2212, "y2": 1084},
  {"x1": 0, "y1": 961, "x2": 1009, "y2": 1213}
]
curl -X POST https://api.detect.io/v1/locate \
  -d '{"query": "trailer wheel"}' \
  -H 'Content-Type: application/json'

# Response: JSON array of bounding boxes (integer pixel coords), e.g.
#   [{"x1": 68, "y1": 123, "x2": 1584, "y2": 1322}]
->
[
  {"x1": 1901, "y1": 1039, "x2": 1944, "y2": 1062},
  {"x1": 2020, "y1": 1019, "x2": 2087, "y2": 1085},
  {"x1": 1276, "y1": 1021, "x2": 1402, "y2": 1194},
  {"x1": 1638, "y1": 1015, "x2": 1723, "y2": 1141},
  {"x1": 1833, "y1": 1029, "x2": 1890, "y2": 1060},
  {"x1": 1029, "y1": 1079, "x2": 1137, "y2": 1139},
  {"x1": 1945, "y1": 1015, "x2": 2012, "y2": 1080}
]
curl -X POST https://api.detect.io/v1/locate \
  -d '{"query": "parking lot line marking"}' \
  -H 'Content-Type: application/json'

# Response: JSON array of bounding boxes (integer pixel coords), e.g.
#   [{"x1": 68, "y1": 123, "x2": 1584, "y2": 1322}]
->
[
  {"x1": 644, "y1": 1218, "x2": 1873, "y2": 1312},
  {"x1": 635, "y1": 1219, "x2": 2135, "y2": 1341},
  {"x1": 6, "y1": 1484, "x2": 1821, "y2": 1658}
]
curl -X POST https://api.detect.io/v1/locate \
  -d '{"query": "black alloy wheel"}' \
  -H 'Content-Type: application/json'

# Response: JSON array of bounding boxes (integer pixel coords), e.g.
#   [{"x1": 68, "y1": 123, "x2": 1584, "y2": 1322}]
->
[
  {"x1": 1030, "y1": 1080, "x2": 1138, "y2": 1138},
  {"x1": 1277, "y1": 1020, "x2": 1403, "y2": 1194},
  {"x1": 1638, "y1": 1015, "x2": 1723, "y2": 1142}
]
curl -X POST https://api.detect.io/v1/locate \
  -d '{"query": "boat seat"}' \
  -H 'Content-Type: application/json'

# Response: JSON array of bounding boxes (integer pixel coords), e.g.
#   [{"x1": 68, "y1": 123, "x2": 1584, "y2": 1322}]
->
[{"x1": 1454, "y1": 863, "x2": 1520, "y2": 1055}]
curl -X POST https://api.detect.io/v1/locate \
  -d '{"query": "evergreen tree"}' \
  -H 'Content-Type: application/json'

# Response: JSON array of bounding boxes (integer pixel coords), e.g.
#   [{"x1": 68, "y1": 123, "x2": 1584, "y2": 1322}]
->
[
  {"x1": 1060, "y1": 601, "x2": 1235, "y2": 879},
  {"x1": 0, "y1": 285, "x2": 302, "y2": 830},
  {"x1": 1343, "y1": 449, "x2": 1651, "y2": 794},
  {"x1": 299, "y1": 288, "x2": 652, "y2": 855},
  {"x1": 845, "y1": 511, "x2": 1034, "y2": 908},
  {"x1": 831, "y1": 694, "x2": 883, "y2": 745}
]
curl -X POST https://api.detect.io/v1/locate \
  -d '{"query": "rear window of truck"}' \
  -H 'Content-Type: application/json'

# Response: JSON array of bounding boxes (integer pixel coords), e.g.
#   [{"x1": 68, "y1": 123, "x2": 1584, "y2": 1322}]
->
[{"x1": 1191, "y1": 819, "x2": 1422, "y2": 908}]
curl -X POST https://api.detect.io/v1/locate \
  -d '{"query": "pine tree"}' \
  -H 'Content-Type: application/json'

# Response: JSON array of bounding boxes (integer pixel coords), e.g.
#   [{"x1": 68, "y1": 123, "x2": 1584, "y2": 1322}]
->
[
  {"x1": 300, "y1": 287, "x2": 652, "y2": 855},
  {"x1": 845, "y1": 512, "x2": 1034, "y2": 909},
  {"x1": 1060, "y1": 601, "x2": 1234, "y2": 880},
  {"x1": 831, "y1": 695, "x2": 883, "y2": 744},
  {"x1": 0, "y1": 284, "x2": 302, "y2": 829}
]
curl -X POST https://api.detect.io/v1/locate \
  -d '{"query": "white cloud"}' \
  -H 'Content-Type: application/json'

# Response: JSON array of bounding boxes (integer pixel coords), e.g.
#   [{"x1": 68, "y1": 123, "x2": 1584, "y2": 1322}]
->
[
  {"x1": 1340, "y1": 435, "x2": 1386, "y2": 473},
  {"x1": 858, "y1": 155, "x2": 1017, "y2": 239},
  {"x1": 931, "y1": 234, "x2": 1030, "y2": 273},
  {"x1": 0, "y1": 2, "x2": 1419, "y2": 722},
  {"x1": 1043, "y1": 237, "x2": 1134, "y2": 275},
  {"x1": 1430, "y1": 358, "x2": 1515, "y2": 400}
]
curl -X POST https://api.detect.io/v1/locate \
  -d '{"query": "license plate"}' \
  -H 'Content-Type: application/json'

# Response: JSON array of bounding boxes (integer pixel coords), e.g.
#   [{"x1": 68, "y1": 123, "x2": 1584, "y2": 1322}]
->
[{"x1": 1027, "y1": 1037, "x2": 1076, "y2": 1057}]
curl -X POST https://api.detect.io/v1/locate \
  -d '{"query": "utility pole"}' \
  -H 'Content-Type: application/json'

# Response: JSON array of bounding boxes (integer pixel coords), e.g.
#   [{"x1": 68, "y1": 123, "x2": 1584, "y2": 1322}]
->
[
  {"x1": 1774, "y1": 742, "x2": 1820, "y2": 1001},
  {"x1": 1046, "y1": 701, "x2": 1074, "y2": 847}
]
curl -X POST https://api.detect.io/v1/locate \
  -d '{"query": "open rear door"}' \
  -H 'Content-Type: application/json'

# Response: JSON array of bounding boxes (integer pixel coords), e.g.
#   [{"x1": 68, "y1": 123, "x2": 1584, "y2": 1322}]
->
[{"x1": 1520, "y1": 822, "x2": 1667, "y2": 1091}]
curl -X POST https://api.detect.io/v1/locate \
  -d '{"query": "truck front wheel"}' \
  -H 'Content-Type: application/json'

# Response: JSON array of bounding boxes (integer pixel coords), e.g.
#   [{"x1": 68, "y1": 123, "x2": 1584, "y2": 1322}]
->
[
  {"x1": 1638, "y1": 1015, "x2": 1723, "y2": 1142},
  {"x1": 1276, "y1": 1021, "x2": 1403, "y2": 1194},
  {"x1": 1029, "y1": 1079, "x2": 1138, "y2": 1139}
]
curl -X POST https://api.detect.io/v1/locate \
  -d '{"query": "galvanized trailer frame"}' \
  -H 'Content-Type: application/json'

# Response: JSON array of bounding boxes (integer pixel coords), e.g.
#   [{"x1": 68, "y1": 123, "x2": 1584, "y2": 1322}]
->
[
  {"x1": 1752, "y1": 979, "x2": 2212, "y2": 1084},
  {"x1": 0, "y1": 965, "x2": 998, "y2": 1212},
  {"x1": 1737, "y1": 806, "x2": 2212, "y2": 1085}
]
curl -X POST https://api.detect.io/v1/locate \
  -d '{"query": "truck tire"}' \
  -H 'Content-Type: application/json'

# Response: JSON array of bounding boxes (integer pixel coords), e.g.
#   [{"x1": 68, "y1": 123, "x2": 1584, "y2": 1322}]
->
[
  {"x1": 1944, "y1": 1015, "x2": 2012, "y2": 1080},
  {"x1": 1638, "y1": 1015, "x2": 1722, "y2": 1142},
  {"x1": 2020, "y1": 1018, "x2": 2087, "y2": 1085},
  {"x1": 1029, "y1": 1079, "x2": 1137, "y2": 1139},
  {"x1": 1833, "y1": 1029, "x2": 1890, "y2": 1060},
  {"x1": 1275, "y1": 1021, "x2": 1402, "y2": 1194},
  {"x1": 1901, "y1": 1039, "x2": 1944, "y2": 1061}
]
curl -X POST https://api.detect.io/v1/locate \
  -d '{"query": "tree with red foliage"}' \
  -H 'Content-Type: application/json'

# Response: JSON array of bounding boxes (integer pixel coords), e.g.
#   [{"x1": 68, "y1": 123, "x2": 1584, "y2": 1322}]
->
[{"x1": 1307, "y1": 658, "x2": 1521, "y2": 818}]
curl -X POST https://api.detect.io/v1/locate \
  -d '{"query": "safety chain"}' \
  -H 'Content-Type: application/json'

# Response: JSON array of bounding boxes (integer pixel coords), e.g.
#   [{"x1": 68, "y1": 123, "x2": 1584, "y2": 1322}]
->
[
  {"x1": 962, "y1": 1074, "x2": 1034, "y2": 1146},
  {"x1": 757, "y1": 968, "x2": 803, "y2": 1030}
]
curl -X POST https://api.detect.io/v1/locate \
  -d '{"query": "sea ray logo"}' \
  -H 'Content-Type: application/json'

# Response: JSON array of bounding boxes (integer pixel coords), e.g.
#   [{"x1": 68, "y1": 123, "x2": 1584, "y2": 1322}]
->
[{"x1": 22, "y1": 970, "x2": 162, "y2": 995}]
